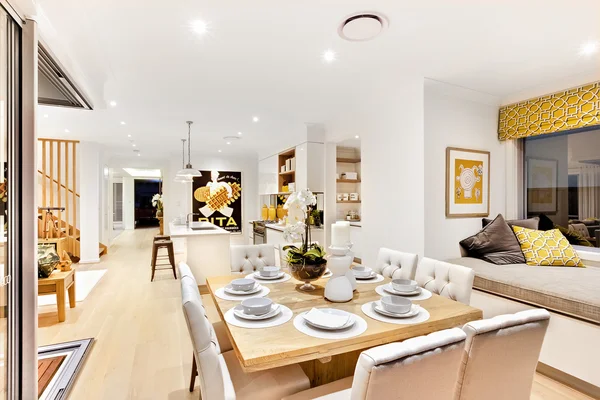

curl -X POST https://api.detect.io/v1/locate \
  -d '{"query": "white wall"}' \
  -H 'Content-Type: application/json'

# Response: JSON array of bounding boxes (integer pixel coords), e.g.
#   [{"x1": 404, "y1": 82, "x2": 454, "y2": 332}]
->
[
  {"x1": 122, "y1": 176, "x2": 135, "y2": 230},
  {"x1": 163, "y1": 153, "x2": 259, "y2": 245},
  {"x1": 424, "y1": 80, "x2": 506, "y2": 260},
  {"x1": 78, "y1": 142, "x2": 101, "y2": 263}
]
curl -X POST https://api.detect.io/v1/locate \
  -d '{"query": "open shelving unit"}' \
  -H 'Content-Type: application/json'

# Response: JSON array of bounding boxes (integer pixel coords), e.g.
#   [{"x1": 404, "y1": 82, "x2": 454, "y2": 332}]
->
[
  {"x1": 278, "y1": 148, "x2": 296, "y2": 192},
  {"x1": 336, "y1": 146, "x2": 361, "y2": 222}
]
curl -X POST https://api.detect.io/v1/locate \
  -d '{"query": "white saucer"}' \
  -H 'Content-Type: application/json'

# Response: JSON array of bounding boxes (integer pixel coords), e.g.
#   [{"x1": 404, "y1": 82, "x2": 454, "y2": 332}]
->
[
  {"x1": 354, "y1": 272, "x2": 378, "y2": 280},
  {"x1": 224, "y1": 283, "x2": 262, "y2": 295},
  {"x1": 383, "y1": 284, "x2": 422, "y2": 296},
  {"x1": 372, "y1": 302, "x2": 421, "y2": 318},
  {"x1": 253, "y1": 271, "x2": 285, "y2": 280},
  {"x1": 232, "y1": 304, "x2": 281, "y2": 320},
  {"x1": 302, "y1": 309, "x2": 355, "y2": 331}
]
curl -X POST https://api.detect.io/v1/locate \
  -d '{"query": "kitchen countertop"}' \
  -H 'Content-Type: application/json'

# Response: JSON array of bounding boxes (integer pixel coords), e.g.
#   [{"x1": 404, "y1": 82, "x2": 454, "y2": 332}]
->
[
  {"x1": 336, "y1": 220, "x2": 361, "y2": 227},
  {"x1": 169, "y1": 221, "x2": 230, "y2": 237}
]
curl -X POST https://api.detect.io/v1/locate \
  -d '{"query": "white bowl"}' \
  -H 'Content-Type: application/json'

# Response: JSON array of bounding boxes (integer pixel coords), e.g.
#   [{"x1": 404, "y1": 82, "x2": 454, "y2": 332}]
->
[
  {"x1": 230, "y1": 278, "x2": 256, "y2": 292},
  {"x1": 260, "y1": 266, "x2": 281, "y2": 277},
  {"x1": 380, "y1": 296, "x2": 412, "y2": 314},
  {"x1": 241, "y1": 298, "x2": 273, "y2": 315},
  {"x1": 391, "y1": 279, "x2": 418, "y2": 293},
  {"x1": 352, "y1": 265, "x2": 372, "y2": 277}
]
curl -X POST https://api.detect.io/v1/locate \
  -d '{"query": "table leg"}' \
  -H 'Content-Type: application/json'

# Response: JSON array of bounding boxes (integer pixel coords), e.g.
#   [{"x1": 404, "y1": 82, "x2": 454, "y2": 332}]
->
[
  {"x1": 300, "y1": 350, "x2": 362, "y2": 387},
  {"x1": 56, "y1": 281, "x2": 66, "y2": 322},
  {"x1": 68, "y1": 281, "x2": 76, "y2": 308}
]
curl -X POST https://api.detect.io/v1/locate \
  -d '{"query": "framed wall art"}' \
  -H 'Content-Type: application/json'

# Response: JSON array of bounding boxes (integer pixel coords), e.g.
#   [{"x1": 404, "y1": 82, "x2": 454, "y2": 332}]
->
[{"x1": 446, "y1": 147, "x2": 490, "y2": 218}]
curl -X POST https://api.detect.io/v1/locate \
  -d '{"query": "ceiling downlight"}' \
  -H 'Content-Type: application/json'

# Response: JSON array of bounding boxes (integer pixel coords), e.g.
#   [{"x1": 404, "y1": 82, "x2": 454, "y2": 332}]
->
[{"x1": 338, "y1": 13, "x2": 388, "y2": 42}]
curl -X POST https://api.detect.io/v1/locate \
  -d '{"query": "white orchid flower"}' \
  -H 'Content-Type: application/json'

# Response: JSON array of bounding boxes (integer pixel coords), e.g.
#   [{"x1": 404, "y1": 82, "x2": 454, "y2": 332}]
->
[{"x1": 283, "y1": 221, "x2": 305, "y2": 242}]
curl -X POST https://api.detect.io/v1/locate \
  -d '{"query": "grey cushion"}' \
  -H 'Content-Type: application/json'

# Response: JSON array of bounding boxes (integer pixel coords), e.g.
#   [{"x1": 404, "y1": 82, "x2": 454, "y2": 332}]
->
[
  {"x1": 460, "y1": 214, "x2": 526, "y2": 265},
  {"x1": 482, "y1": 215, "x2": 539, "y2": 230},
  {"x1": 448, "y1": 256, "x2": 600, "y2": 323}
]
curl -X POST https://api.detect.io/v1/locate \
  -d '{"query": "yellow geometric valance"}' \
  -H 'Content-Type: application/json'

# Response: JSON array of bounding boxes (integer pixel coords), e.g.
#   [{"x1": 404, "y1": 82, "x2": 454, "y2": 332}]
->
[{"x1": 498, "y1": 81, "x2": 600, "y2": 140}]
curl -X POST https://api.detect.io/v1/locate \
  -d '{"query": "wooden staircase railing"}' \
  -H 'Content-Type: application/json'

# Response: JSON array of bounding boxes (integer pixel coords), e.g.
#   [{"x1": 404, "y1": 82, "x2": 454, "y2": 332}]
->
[{"x1": 38, "y1": 139, "x2": 107, "y2": 259}]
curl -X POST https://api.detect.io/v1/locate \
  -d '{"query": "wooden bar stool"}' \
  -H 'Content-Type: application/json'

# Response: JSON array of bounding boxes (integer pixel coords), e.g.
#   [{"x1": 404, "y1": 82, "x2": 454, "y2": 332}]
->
[
  {"x1": 151, "y1": 240, "x2": 176, "y2": 281},
  {"x1": 154, "y1": 235, "x2": 170, "y2": 242}
]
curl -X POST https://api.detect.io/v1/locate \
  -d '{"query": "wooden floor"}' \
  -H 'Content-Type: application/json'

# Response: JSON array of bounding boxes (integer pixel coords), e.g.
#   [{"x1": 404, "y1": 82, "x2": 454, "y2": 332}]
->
[{"x1": 37, "y1": 228, "x2": 594, "y2": 400}]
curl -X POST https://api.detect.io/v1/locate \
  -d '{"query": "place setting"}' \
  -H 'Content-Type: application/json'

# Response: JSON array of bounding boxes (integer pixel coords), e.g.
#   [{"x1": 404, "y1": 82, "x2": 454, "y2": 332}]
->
[
  {"x1": 224, "y1": 297, "x2": 293, "y2": 328},
  {"x1": 375, "y1": 278, "x2": 432, "y2": 301},
  {"x1": 245, "y1": 266, "x2": 291, "y2": 284},
  {"x1": 361, "y1": 295, "x2": 430, "y2": 325},
  {"x1": 215, "y1": 278, "x2": 271, "y2": 301},
  {"x1": 293, "y1": 307, "x2": 367, "y2": 339},
  {"x1": 351, "y1": 265, "x2": 384, "y2": 284}
]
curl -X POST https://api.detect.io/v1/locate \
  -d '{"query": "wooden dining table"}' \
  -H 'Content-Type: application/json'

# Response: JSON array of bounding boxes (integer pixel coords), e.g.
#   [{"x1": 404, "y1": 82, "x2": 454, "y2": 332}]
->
[{"x1": 207, "y1": 275, "x2": 483, "y2": 387}]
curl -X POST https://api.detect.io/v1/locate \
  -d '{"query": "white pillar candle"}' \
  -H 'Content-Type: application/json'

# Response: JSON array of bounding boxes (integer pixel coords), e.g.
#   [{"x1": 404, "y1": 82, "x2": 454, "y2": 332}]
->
[{"x1": 331, "y1": 222, "x2": 350, "y2": 247}]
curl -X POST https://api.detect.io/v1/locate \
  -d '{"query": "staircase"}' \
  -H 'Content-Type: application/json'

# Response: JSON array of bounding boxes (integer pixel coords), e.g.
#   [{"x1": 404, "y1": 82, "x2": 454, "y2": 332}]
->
[{"x1": 38, "y1": 138, "x2": 107, "y2": 259}]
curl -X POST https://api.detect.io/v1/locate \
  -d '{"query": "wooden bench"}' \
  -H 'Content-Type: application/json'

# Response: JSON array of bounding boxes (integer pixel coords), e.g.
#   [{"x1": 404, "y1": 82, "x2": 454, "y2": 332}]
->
[{"x1": 38, "y1": 269, "x2": 76, "y2": 322}]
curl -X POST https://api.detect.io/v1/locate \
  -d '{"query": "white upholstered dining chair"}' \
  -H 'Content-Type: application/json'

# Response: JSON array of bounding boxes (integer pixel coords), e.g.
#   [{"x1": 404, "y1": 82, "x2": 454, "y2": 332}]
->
[
  {"x1": 374, "y1": 248, "x2": 418, "y2": 279},
  {"x1": 455, "y1": 309, "x2": 550, "y2": 400},
  {"x1": 415, "y1": 257, "x2": 475, "y2": 305},
  {"x1": 282, "y1": 328, "x2": 467, "y2": 400},
  {"x1": 180, "y1": 277, "x2": 310, "y2": 399},
  {"x1": 230, "y1": 244, "x2": 277, "y2": 274}
]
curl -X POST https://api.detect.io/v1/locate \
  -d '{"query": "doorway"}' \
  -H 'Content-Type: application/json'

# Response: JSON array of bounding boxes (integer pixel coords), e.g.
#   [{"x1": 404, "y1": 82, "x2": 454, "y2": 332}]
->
[{"x1": 134, "y1": 179, "x2": 161, "y2": 228}]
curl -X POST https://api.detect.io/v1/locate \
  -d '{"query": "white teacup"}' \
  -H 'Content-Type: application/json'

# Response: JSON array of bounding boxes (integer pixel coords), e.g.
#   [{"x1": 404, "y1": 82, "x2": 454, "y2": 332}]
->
[
  {"x1": 391, "y1": 279, "x2": 418, "y2": 293},
  {"x1": 241, "y1": 298, "x2": 273, "y2": 315},
  {"x1": 352, "y1": 265, "x2": 372, "y2": 277},
  {"x1": 381, "y1": 296, "x2": 412, "y2": 314},
  {"x1": 231, "y1": 278, "x2": 255, "y2": 291},
  {"x1": 260, "y1": 266, "x2": 280, "y2": 277}
]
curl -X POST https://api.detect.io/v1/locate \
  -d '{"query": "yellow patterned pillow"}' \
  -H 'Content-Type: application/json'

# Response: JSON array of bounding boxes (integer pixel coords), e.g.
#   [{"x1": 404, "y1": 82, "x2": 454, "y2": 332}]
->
[{"x1": 512, "y1": 226, "x2": 584, "y2": 267}]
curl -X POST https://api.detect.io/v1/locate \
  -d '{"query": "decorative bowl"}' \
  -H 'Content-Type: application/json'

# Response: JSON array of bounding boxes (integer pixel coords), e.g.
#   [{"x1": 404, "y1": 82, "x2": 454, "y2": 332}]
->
[
  {"x1": 241, "y1": 298, "x2": 273, "y2": 315},
  {"x1": 230, "y1": 278, "x2": 256, "y2": 292},
  {"x1": 289, "y1": 262, "x2": 327, "y2": 291},
  {"x1": 391, "y1": 279, "x2": 418, "y2": 293},
  {"x1": 352, "y1": 265, "x2": 373, "y2": 277},
  {"x1": 260, "y1": 266, "x2": 281, "y2": 277},
  {"x1": 381, "y1": 296, "x2": 412, "y2": 314}
]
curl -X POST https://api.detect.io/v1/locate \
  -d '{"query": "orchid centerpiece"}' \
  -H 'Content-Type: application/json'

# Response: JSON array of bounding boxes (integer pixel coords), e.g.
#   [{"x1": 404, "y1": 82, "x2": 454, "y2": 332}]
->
[
  {"x1": 152, "y1": 193, "x2": 164, "y2": 217},
  {"x1": 282, "y1": 189, "x2": 326, "y2": 291}
]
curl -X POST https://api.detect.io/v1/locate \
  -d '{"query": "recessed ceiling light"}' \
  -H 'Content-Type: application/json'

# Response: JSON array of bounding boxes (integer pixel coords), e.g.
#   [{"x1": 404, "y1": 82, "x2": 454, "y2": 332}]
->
[
  {"x1": 43, "y1": 114, "x2": 48, "y2": 118},
  {"x1": 252, "y1": 116, "x2": 259, "y2": 122},
  {"x1": 190, "y1": 20, "x2": 209, "y2": 35},
  {"x1": 137, "y1": 153, "x2": 141, "y2": 157},
  {"x1": 238, "y1": 132, "x2": 242, "y2": 135},
  {"x1": 218, "y1": 149, "x2": 222, "y2": 153},
  {"x1": 109, "y1": 100, "x2": 117, "y2": 107},
  {"x1": 127, "y1": 134, "x2": 132, "y2": 138},
  {"x1": 355, "y1": 135, "x2": 360, "y2": 139},
  {"x1": 64, "y1": 129, "x2": 70, "y2": 133},
  {"x1": 120, "y1": 121, "x2": 126, "y2": 125},
  {"x1": 580, "y1": 40, "x2": 599, "y2": 56},
  {"x1": 226, "y1": 141, "x2": 231, "y2": 145},
  {"x1": 322, "y1": 49, "x2": 336, "y2": 63},
  {"x1": 132, "y1": 144, "x2": 136, "y2": 147}
]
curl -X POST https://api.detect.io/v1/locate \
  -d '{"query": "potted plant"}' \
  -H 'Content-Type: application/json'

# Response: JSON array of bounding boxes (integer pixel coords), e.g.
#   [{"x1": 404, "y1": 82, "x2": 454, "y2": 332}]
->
[
  {"x1": 152, "y1": 193, "x2": 163, "y2": 218},
  {"x1": 282, "y1": 189, "x2": 327, "y2": 291}
]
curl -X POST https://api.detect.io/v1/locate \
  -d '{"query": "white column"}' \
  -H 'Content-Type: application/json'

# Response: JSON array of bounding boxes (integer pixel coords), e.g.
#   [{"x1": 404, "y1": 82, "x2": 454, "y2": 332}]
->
[
  {"x1": 122, "y1": 176, "x2": 135, "y2": 230},
  {"x1": 79, "y1": 142, "x2": 101, "y2": 263}
]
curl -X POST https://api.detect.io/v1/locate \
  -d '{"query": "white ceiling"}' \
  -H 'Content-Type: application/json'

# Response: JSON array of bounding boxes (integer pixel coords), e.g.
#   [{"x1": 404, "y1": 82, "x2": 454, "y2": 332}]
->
[{"x1": 33, "y1": 0, "x2": 600, "y2": 158}]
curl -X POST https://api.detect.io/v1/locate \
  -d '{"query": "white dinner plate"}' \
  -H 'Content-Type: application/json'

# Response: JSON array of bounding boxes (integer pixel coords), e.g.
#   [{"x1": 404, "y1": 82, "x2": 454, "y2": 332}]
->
[
  {"x1": 302, "y1": 308, "x2": 355, "y2": 331},
  {"x1": 354, "y1": 272, "x2": 378, "y2": 280},
  {"x1": 383, "y1": 284, "x2": 422, "y2": 296},
  {"x1": 232, "y1": 304, "x2": 281, "y2": 320},
  {"x1": 372, "y1": 302, "x2": 421, "y2": 318},
  {"x1": 224, "y1": 283, "x2": 262, "y2": 295},
  {"x1": 253, "y1": 271, "x2": 286, "y2": 280}
]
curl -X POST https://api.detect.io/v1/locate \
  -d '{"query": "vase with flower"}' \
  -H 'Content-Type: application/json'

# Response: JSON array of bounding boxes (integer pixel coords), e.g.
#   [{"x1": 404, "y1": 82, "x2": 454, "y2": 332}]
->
[
  {"x1": 152, "y1": 193, "x2": 163, "y2": 218},
  {"x1": 282, "y1": 189, "x2": 327, "y2": 291}
]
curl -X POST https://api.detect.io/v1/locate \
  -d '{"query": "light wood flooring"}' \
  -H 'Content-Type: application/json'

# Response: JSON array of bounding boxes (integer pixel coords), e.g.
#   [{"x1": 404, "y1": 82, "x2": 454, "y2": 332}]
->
[{"x1": 37, "y1": 228, "x2": 594, "y2": 400}]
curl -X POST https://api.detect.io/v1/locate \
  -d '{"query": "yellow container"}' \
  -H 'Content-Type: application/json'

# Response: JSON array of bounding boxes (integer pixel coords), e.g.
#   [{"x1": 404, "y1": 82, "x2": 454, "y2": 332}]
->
[
  {"x1": 268, "y1": 205, "x2": 276, "y2": 221},
  {"x1": 261, "y1": 204, "x2": 269, "y2": 220}
]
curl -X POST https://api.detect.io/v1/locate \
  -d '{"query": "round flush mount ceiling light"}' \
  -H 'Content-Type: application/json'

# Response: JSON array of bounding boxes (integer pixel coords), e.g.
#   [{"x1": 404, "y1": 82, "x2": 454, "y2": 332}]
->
[
  {"x1": 223, "y1": 136, "x2": 240, "y2": 144},
  {"x1": 338, "y1": 12, "x2": 388, "y2": 42}
]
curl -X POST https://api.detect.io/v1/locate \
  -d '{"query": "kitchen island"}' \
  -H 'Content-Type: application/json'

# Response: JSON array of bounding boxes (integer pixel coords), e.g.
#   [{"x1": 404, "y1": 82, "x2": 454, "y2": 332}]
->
[{"x1": 169, "y1": 221, "x2": 231, "y2": 284}]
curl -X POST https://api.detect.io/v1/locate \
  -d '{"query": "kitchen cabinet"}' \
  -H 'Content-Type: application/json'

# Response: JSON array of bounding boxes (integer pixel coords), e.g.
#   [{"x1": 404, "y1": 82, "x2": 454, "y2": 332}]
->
[
  {"x1": 295, "y1": 142, "x2": 325, "y2": 192},
  {"x1": 259, "y1": 154, "x2": 278, "y2": 194},
  {"x1": 350, "y1": 226, "x2": 362, "y2": 261}
]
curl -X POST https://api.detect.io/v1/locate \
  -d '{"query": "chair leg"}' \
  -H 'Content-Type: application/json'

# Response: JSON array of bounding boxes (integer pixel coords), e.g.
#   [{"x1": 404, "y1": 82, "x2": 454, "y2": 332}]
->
[
  {"x1": 168, "y1": 243, "x2": 177, "y2": 279},
  {"x1": 151, "y1": 244, "x2": 158, "y2": 282},
  {"x1": 189, "y1": 354, "x2": 197, "y2": 392}
]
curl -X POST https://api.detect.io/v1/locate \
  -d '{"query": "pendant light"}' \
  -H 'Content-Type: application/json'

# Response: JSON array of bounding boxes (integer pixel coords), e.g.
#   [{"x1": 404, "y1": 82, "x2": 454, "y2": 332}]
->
[
  {"x1": 175, "y1": 121, "x2": 202, "y2": 180},
  {"x1": 174, "y1": 138, "x2": 193, "y2": 183}
]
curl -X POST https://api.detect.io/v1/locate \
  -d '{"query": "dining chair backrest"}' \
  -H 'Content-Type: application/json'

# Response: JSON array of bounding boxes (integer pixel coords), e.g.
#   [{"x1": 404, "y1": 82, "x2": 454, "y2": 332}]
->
[
  {"x1": 279, "y1": 241, "x2": 319, "y2": 268},
  {"x1": 178, "y1": 262, "x2": 196, "y2": 282},
  {"x1": 415, "y1": 257, "x2": 475, "y2": 304},
  {"x1": 374, "y1": 248, "x2": 418, "y2": 280},
  {"x1": 456, "y1": 309, "x2": 550, "y2": 400},
  {"x1": 180, "y1": 277, "x2": 235, "y2": 399},
  {"x1": 230, "y1": 244, "x2": 276, "y2": 273},
  {"x1": 351, "y1": 328, "x2": 467, "y2": 400}
]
